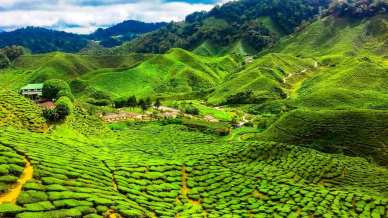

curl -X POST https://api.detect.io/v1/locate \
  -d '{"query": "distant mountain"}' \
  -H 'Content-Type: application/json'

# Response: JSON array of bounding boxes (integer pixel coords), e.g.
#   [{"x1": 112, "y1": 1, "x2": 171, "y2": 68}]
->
[
  {"x1": 0, "y1": 20, "x2": 167, "y2": 53},
  {"x1": 88, "y1": 20, "x2": 167, "y2": 48},
  {"x1": 118, "y1": 0, "x2": 332, "y2": 54},
  {"x1": 0, "y1": 27, "x2": 88, "y2": 53}
]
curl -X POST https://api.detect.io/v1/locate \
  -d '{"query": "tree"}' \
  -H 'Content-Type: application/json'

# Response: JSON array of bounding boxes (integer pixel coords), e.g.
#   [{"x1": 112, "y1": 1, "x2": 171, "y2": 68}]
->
[
  {"x1": 127, "y1": 96, "x2": 137, "y2": 108},
  {"x1": 114, "y1": 98, "x2": 127, "y2": 108},
  {"x1": 0, "y1": 52, "x2": 10, "y2": 69},
  {"x1": 154, "y1": 98, "x2": 162, "y2": 109},
  {"x1": 57, "y1": 89, "x2": 74, "y2": 101},
  {"x1": 42, "y1": 79, "x2": 72, "y2": 100},
  {"x1": 43, "y1": 108, "x2": 59, "y2": 122},
  {"x1": 55, "y1": 105, "x2": 70, "y2": 120},
  {"x1": 2, "y1": 45, "x2": 24, "y2": 62},
  {"x1": 43, "y1": 96, "x2": 73, "y2": 122},
  {"x1": 145, "y1": 97, "x2": 152, "y2": 108},
  {"x1": 138, "y1": 99, "x2": 149, "y2": 112},
  {"x1": 55, "y1": 96, "x2": 73, "y2": 115}
]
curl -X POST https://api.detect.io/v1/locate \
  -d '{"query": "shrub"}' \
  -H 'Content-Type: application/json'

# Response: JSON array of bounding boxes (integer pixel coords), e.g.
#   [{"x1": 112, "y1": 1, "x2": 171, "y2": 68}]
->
[
  {"x1": 43, "y1": 96, "x2": 73, "y2": 122},
  {"x1": 0, "y1": 203, "x2": 24, "y2": 214},
  {"x1": 56, "y1": 90, "x2": 74, "y2": 102},
  {"x1": 87, "y1": 98, "x2": 111, "y2": 106},
  {"x1": 55, "y1": 97, "x2": 73, "y2": 114},
  {"x1": 127, "y1": 96, "x2": 137, "y2": 108},
  {"x1": 184, "y1": 104, "x2": 199, "y2": 115},
  {"x1": 114, "y1": 98, "x2": 127, "y2": 108},
  {"x1": 70, "y1": 79, "x2": 88, "y2": 94},
  {"x1": 154, "y1": 98, "x2": 162, "y2": 109},
  {"x1": 42, "y1": 79, "x2": 72, "y2": 100}
]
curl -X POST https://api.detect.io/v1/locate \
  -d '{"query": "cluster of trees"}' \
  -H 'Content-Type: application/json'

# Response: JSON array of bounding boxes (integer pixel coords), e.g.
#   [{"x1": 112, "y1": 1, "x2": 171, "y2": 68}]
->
[
  {"x1": 124, "y1": 0, "x2": 331, "y2": 53},
  {"x1": 114, "y1": 96, "x2": 161, "y2": 112},
  {"x1": 0, "y1": 45, "x2": 24, "y2": 69},
  {"x1": 327, "y1": 0, "x2": 388, "y2": 18},
  {"x1": 43, "y1": 96, "x2": 73, "y2": 122},
  {"x1": 42, "y1": 79, "x2": 74, "y2": 122},
  {"x1": 42, "y1": 79, "x2": 74, "y2": 101}
]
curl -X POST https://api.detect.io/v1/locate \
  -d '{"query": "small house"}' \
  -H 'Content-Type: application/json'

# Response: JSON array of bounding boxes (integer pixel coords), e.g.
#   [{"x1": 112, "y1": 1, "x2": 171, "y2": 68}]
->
[{"x1": 20, "y1": 83, "x2": 43, "y2": 100}]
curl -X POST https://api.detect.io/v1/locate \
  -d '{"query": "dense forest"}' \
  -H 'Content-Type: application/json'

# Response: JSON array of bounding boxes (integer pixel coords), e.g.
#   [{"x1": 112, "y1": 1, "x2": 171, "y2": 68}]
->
[
  {"x1": 0, "y1": 21, "x2": 166, "y2": 53},
  {"x1": 88, "y1": 20, "x2": 167, "y2": 47},
  {"x1": 0, "y1": 27, "x2": 88, "y2": 54},
  {"x1": 120, "y1": 0, "x2": 332, "y2": 53}
]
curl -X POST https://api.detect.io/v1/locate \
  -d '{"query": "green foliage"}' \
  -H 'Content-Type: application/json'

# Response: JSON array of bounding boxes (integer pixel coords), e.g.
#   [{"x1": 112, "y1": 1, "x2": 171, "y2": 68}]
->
[
  {"x1": 0, "y1": 52, "x2": 10, "y2": 69},
  {"x1": 0, "y1": 89, "x2": 46, "y2": 131},
  {"x1": 154, "y1": 98, "x2": 162, "y2": 109},
  {"x1": 42, "y1": 79, "x2": 72, "y2": 100},
  {"x1": 43, "y1": 97, "x2": 73, "y2": 122},
  {"x1": 327, "y1": 0, "x2": 388, "y2": 18},
  {"x1": 120, "y1": 0, "x2": 331, "y2": 54},
  {"x1": 260, "y1": 109, "x2": 388, "y2": 165},
  {"x1": 180, "y1": 103, "x2": 200, "y2": 115},
  {"x1": 113, "y1": 98, "x2": 128, "y2": 109},
  {"x1": 127, "y1": 96, "x2": 138, "y2": 108},
  {"x1": 1, "y1": 45, "x2": 25, "y2": 62},
  {"x1": 55, "y1": 96, "x2": 73, "y2": 115},
  {"x1": 138, "y1": 99, "x2": 150, "y2": 112}
]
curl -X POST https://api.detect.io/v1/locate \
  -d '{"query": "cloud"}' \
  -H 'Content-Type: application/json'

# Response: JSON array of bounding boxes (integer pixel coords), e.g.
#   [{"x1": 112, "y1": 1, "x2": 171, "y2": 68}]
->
[{"x1": 0, "y1": 0, "x2": 228, "y2": 34}]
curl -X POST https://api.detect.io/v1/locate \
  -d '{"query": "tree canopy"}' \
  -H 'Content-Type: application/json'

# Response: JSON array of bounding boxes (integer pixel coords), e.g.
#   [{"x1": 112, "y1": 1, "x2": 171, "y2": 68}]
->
[{"x1": 121, "y1": 0, "x2": 332, "y2": 54}]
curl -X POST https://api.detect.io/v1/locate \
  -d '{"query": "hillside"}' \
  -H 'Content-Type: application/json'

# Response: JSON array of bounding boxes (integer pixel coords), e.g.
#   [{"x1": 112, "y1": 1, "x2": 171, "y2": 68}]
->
[
  {"x1": 89, "y1": 20, "x2": 167, "y2": 48},
  {"x1": 246, "y1": 13, "x2": 388, "y2": 164},
  {"x1": 0, "y1": 48, "x2": 237, "y2": 102},
  {"x1": 0, "y1": 89, "x2": 47, "y2": 132},
  {"x1": 0, "y1": 0, "x2": 388, "y2": 217},
  {"x1": 0, "y1": 21, "x2": 166, "y2": 53},
  {"x1": 118, "y1": 0, "x2": 331, "y2": 54},
  {"x1": 0, "y1": 27, "x2": 88, "y2": 54},
  {"x1": 81, "y1": 48, "x2": 238, "y2": 98}
]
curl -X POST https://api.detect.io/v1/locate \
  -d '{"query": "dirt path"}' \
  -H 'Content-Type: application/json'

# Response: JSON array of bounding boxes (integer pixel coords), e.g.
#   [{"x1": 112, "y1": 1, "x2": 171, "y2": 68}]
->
[
  {"x1": 0, "y1": 156, "x2": 33, "y2": 204},
  {"x1": 180, "y1": 166, "x2": 200, "y2": 206}
]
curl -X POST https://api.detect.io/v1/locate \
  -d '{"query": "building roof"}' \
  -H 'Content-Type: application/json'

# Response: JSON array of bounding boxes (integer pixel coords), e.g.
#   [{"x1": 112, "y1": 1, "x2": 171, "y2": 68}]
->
[{"x1": 21, "y1": 83, "x2": 43, "y2": 90}]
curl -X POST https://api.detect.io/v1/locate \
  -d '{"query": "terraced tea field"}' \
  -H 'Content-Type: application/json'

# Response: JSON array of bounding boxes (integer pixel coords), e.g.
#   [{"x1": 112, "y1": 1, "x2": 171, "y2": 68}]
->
[
  {"x1": 1, "y1": 122, "x2": 388, "y2": 217},
  {"x1": 0, "y1": 90, "x2": 46, "y2": 132}
]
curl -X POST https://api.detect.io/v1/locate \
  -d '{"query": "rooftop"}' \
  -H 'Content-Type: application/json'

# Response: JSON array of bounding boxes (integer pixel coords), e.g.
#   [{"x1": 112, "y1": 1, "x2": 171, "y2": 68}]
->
[{"x1": 21, "y1": 83, "x2": 44, "y2": 90}]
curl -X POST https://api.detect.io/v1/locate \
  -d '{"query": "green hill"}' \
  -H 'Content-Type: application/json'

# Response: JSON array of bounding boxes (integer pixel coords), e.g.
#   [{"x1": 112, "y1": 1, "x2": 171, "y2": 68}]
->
[
  {"x1": 207, "y1": 53, "x2": 316, "y2": 105},
  {"x1": 0, "y1": 89, "x2": 46, "y2": 132},
  {"x1": 250, "y1": 14, "x2": 388, "y2": 165},
  {"x1": 259, "y1": 109, "x2": 388, "y2": 165},
  {"x1": 81, "y1": 48, "x2": 238, "y2": 98},
  {"x1": 118, "y1": 0, "x2": 331, "y2": 54},
  {"x1": 0, "y1": 53, "x2": 152, "y2": 91}
]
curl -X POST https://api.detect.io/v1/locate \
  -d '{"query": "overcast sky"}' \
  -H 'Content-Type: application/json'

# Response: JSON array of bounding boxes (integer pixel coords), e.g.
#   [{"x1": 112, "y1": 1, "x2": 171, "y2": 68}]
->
[{"x1": 0, "y1": 0, "x2": 231, "y2": 34}]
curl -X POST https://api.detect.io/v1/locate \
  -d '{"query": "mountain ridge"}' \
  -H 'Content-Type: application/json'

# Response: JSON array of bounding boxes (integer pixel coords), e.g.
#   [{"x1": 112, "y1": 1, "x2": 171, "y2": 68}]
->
[{"x1": 0, "y1": 20, "x2": 167, "y2": 53}]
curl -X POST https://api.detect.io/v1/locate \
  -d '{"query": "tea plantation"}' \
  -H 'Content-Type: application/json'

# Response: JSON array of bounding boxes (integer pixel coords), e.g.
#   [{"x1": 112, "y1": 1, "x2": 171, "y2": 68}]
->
[
  {"x1": 0, "y1": 7, "x2": 387, "y2": 218},
  {"x1": 0, "y1": 120, "x2": 388, "y2": 217}
]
